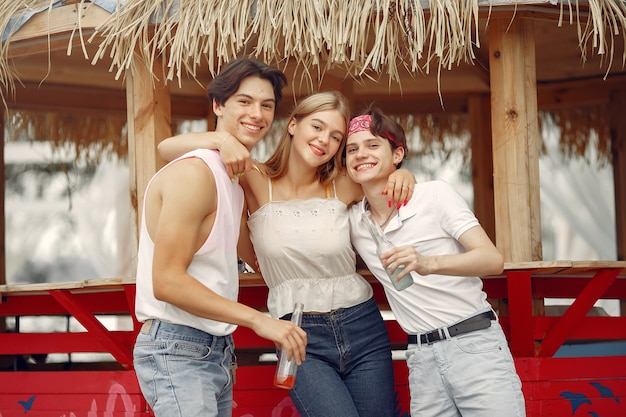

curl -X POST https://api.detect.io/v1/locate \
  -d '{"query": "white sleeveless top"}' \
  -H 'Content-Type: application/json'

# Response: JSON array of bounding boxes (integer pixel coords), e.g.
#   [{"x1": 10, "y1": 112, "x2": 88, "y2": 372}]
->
[
  {"x1": 247, "y1": 179, "x2": 373, "y2": 318},
  {"x1": 135, "y1": 149, "x2": 243, "y2": 336}
]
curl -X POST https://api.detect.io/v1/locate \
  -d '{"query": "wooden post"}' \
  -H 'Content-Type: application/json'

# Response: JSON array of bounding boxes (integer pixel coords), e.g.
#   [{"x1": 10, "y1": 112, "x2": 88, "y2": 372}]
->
[
  {"x1": 468, "y1": 94, "x2": 496, "y2": 242},
  {"x1": 0, "y1": 108, "x2": 5, "y2": 288},
  {"x1": 610, "y1": 89, "x2": 626, "y2": 262},
  {"x1": 126, "y1": 55, "x2": 172, "y2": 267},
  {"x1": 488, "y1": 18, "x2": 542, "y2": 263},
  {"x1": 469, "y1": 93, "x2": 503, "y2": 312},
  {"x1": 609, "y1": 89, "x2": 626, "y2": 316},
  {"x1": 0, "y1": 108, "x2": 5, "y2": 339}
]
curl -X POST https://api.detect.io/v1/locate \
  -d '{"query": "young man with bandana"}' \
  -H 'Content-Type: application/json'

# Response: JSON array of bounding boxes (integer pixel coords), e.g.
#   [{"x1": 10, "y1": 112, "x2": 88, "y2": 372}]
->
[{"x1": 345, "y1": 107, "x2": 526, "y2": 416}]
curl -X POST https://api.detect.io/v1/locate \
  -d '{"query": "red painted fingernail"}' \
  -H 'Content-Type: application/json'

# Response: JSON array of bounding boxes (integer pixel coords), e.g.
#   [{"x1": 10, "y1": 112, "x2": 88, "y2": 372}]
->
[
  {"x1": 404, "y1": 199, "x2": 408, "y2": 206},
  {"x1": 388, "y1": 199, "x2": 392, "y2": 208}
]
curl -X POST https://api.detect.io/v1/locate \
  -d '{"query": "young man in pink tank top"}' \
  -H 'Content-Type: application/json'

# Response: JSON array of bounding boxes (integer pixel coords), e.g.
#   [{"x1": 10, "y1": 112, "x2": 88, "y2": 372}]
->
[{"x1": 133, "y1": 58, "x2": 307, "y2": 417}]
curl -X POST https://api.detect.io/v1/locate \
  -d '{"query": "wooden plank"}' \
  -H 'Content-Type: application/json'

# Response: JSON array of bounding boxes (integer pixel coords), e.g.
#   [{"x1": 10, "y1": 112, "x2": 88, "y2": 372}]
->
[
  {"x1": 0, "y1": 292, "x2": 132, "y2": 315},
  {"x1": 516, "y1": 356, "x2": 626, "y2": 381},
  {"x1": 507, "y1": 270, "x2": 537, "y2": 356},
  {"x1": 468, "y1": 94, "x2": 496, "y2": 242},
  {"x1": 49, "y1": 290, "x2": 133, "y2": 367},
  {"x1": 7, "y1": 3, "x2": 111, "y2": 57},
  {"x1": 536, "y1": 76, "x2": 626, "y2": 109},
  {"x1": 489, "y1": 18, "x2": 542, "y2": 262},
  {"x1": 0, "y1": 371, "x2": 148, "y2": 416},
  {"x1": 610, "y1": 89, "x2": 626, "y2": 266},
  {"x1": 0, "y1": 331, "x2": 135, "y2": 355},
  {"x1": 503, "y1": 260, "x2": 573, "y2": 272},
  {"x1": 0, "y1": 277, "x2": 135, "y2": 294},
  {"x1": 126, "y1": 54, "x2": 172, "y2": 270},
  {"x1": 491, "y1": 260, "x2": 626, "y2": 276},
  {"x1": 2, "y1": 394, "x2": 147, "y2": 412},
  {"x1": 538, "y1": 269, "x2": 621, "y2": 357},
  {"x1": 531, "y1": 316, "x2": 626, "y2": 341},
  {"x1": 533, "y1": 277, "x2": 626, "y2": 299}
]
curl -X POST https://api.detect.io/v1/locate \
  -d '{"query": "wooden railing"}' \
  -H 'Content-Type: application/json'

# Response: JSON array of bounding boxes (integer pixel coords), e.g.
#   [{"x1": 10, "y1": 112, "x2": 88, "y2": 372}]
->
[
  {"x1": 1, "y1": 261, "x2": 624, "y2": 367},
  {"x1": 1, "y1": 261, "x2": 625, "y2": 416}
]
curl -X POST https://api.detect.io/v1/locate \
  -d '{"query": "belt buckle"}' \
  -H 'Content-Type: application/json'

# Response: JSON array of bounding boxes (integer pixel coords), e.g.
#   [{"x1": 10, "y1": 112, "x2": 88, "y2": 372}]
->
[{"x1": 424, "y1": 329, "x2": 438, "y2": 344}]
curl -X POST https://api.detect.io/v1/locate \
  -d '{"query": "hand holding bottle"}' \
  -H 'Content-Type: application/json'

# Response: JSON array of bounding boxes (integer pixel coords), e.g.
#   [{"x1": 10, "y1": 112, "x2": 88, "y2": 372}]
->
[
  {"x1": 274, "y1": 302, "x2": 304, "y2": 389},
  {"x1": 362, "y1": 211, "x2": 414, "y2": 291}
]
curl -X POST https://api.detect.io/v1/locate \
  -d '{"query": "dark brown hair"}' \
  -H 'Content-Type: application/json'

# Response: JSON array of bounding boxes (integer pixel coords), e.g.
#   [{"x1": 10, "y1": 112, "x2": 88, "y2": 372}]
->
[
  {"x1": 207, "y1": 58, "x2": 287, "y2": 107},
  {"x1": 354, "y1": 105, "x2": 407, "y2": 168}
]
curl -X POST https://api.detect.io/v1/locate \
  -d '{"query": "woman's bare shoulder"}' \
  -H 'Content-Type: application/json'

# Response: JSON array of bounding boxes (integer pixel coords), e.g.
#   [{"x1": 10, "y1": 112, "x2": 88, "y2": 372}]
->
[
  {"x1": 241, "y1": 161, "x2": 270, "y2": 211},
  {"x1": 334, "y1": 168, "x2": 363, "y2": 205}
]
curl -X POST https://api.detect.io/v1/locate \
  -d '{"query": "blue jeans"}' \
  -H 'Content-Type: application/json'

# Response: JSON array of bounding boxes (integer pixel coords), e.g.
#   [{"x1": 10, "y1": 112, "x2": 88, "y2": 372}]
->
[
  {"x1": 406, "y1": 320, "x2": 526, "y2": 417},
  {"x1": 133, "y1": 319, "x2": 235, "y2": 417},
  {"x1": 287, "y1": 298, "x2": 395, "y2": 417}
]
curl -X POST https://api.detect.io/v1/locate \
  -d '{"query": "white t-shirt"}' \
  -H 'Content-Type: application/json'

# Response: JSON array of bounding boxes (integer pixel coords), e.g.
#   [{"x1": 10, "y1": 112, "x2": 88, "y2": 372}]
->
[{"x1": 349, "y1": 180, "x2": 490, "y2": 334}]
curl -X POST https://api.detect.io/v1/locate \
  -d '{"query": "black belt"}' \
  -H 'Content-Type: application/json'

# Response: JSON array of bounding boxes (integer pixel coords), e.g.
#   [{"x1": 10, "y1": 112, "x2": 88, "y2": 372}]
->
[{"x1": 408, "y1": 310, "x2": 495, "y2": 345}]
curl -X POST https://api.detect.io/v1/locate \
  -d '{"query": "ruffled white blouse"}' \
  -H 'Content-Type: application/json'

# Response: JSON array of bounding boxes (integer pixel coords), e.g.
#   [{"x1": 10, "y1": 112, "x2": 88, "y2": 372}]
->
[{"x1": 247, "y1": 180, "x2": 372, "y2": 318}]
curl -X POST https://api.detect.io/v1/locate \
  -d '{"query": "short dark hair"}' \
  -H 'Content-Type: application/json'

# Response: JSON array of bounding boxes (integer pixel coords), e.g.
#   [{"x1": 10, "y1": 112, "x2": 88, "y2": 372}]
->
[
  {"x1": 207, "y1": 58, "x2": 288, "y2": 107},
  {"x1": 356, "y1": 105, "x2": 408, "y2": 168}
]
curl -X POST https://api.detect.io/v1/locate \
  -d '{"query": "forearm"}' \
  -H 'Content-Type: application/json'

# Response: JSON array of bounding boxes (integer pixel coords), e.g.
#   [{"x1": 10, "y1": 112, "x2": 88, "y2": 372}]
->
[
  {"x1": 155, "y1": 271, "x2": 264, "y2": 328},
  {"x1": 425, "y1": 247, "x2": 504, "y2": 277},
  {"x1": 158, "y1": 131, "x2": 228, "y2": 161}
]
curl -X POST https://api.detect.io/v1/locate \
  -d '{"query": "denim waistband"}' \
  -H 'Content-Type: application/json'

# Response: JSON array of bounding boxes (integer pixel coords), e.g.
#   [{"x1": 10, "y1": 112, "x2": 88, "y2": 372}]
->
[
  {"x1": 287, "y1": 297, "x2": 378, "y2": 325},
  {"x1": 140, "y1": 318, "x2": 234, "y2": 347}
]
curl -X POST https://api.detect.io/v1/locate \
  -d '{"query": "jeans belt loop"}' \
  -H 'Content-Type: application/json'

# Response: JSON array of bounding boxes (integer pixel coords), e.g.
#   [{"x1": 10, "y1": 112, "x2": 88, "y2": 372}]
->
[{"x1": 140, "y1": 318, "x2": 154, "y2": 335}]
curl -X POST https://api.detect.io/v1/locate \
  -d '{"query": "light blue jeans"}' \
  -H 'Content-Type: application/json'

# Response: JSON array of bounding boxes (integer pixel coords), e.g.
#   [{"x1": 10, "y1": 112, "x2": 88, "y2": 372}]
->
[
  {"x1": 133, "y1": 319, "x2": 235, "y2": 417},
  {"x1": 406, "y1": 320, "x2": 526, "y2": 417},
  {"x1": 287, "y1": 298, "x2": 395, "y2": 417}
]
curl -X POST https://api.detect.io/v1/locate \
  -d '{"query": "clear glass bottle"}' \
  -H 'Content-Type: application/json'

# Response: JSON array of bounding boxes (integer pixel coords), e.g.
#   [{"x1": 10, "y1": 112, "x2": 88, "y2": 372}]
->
[
  {"x1": 273, "y1": 302, "x2": 304, "y2": 389},
  {"x1": 362, "y1": 211, "x2": 414, "y2": 291}
]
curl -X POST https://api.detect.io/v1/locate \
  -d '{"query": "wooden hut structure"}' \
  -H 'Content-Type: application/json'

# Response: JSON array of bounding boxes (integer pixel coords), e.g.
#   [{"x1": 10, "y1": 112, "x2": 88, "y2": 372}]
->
[{"x1": 1, "y1": 0, "x2": 625, "y2": 415}]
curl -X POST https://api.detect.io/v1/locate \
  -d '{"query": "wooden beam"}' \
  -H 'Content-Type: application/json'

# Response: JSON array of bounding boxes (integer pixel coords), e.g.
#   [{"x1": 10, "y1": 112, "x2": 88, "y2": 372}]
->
[
  {"x1": 126, "y1": 54, "x2": 172, "y2": 265},
  {"x1": 6, "y1": 3, "x2": 110, "y2": 58},
  {"x1": 6, "y1": 82, "x2": 208, "y2": 119},
  {"x1": 351, "y1": 94, "x2": 468, "y2": 115},
  {"x1": 537, "y1": 75, "x2": 626, "y2": 110},
  {"x1": 489, "y1": 18, "x2": 543, "y2": 263}
]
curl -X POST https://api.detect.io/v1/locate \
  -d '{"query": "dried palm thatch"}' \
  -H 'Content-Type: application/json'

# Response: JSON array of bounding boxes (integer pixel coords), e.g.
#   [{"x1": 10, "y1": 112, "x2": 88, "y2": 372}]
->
[
  {"x1": 540, "y1": 105, "x2": 612, "y2": 166},
  {"x1": 5, "y1": 109, "x2": 128, "y2": 163},
  {"x1": 1, "y1": 0, "x2": 625, "y2": 164},
  {"x1": 2, "y1": 1, "x2": 623, "y2": 91}
]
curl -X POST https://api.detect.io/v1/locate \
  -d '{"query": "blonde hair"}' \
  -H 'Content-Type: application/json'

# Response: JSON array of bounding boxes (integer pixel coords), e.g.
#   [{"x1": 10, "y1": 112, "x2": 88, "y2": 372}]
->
[{"x1": 264, "y1": 91, "x2": 350, "y2": 185}]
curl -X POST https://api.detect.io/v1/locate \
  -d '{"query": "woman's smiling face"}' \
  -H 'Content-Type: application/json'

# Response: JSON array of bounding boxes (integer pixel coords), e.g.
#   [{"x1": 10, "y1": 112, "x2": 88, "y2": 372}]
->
[{"x1": 288, "y1": 109, "x2": 346, "y2": 167}]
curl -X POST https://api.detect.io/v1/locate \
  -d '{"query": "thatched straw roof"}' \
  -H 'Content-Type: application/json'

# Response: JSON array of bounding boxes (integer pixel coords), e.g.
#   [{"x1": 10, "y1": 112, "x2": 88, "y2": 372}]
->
[
  {"x1": 1, "y1": 0, "x2": 625, "y2": 163},
  {"x1": 3, "y1": 1, "x2": 625, "y2": 92}
]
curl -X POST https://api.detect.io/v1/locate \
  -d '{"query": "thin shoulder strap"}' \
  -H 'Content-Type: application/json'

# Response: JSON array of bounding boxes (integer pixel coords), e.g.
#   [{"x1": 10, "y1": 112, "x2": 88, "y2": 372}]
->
[
  {"x1": 325, "y1": 180, "x2": 337, "y2": 199},
  {"x1": 268, "y1": 177, "x2": 273, "y2": 202}
]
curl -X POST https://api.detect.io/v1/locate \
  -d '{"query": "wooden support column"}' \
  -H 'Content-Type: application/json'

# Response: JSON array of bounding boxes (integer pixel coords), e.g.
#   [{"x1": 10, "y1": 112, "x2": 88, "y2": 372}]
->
[
  {"x1": 469, "y1": 94, "x2": 503, "y2": 313},
  {"x1": 126, "y1": 55, "x2": 172, "y2": 264},
  {"x1": 0, "y1": 108, "x2": 5, "y2": 288},
  {"x1": 610, "y1": 89, "x2": 626, "y2": 262},
  {"x1": 488, "y1": 18, "x2": 542, "y2": 263},
  {"x1": 609, "y1": 89, "x2": 626, "y2": 316},
  {"x1": 469, "y1": 94, "x2": 496, "y2": 242},
  {"x1": 0, "y1": 109, "x2": 5, "y2": 339}
]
